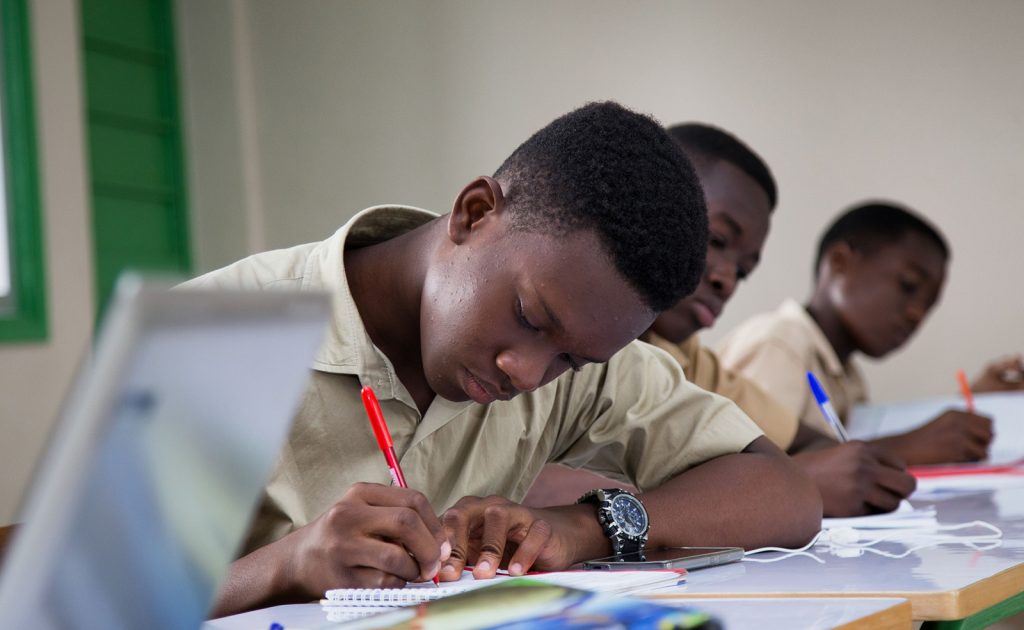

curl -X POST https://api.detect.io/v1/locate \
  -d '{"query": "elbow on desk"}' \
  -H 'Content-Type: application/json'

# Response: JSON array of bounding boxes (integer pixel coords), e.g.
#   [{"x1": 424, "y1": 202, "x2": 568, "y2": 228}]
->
[
  {"x1": 781, "y1": 459, "x2": 824, "y2": 547},
  {"x1": 744, "y1": 436, "x2": 823, "y2": 547}
]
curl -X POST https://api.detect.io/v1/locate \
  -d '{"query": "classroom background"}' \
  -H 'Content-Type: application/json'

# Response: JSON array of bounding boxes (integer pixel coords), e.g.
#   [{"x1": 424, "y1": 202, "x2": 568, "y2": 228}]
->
[{"x1": 0, "y1": 0, "x2": 1021, "y2": 525}]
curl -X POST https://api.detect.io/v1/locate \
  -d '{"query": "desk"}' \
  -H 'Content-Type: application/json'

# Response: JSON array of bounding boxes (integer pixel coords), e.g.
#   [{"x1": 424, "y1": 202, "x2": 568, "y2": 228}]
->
[
  {"x1": 676, "y1": 597, "x2": 911, "y2": 629},
  {"x1": 204, "y1": 597, "x2": 912, "y2": 629},
  {"x1": 647, "y1": 484, "x2": 1024, "y2": 628}
]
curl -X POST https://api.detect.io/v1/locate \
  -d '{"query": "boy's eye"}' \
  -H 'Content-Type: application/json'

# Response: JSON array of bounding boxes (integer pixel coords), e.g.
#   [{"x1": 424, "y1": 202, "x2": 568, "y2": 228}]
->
[
  {"x1": 560, "y1": 353, "x2": 581, "y2": 372},
  {"x1": 899, "y1": 279, "x2": 919, "y2": 295},
  {"x1": 517, "y1": 298, "x2": 540, "y2": 332},
  {"x1": 709, "y1": 233, "x2": 727, "y2": 249}
]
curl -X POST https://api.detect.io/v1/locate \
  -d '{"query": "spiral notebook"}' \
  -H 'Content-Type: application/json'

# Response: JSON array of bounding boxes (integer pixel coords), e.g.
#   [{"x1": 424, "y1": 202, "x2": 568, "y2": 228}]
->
[
  {"x1": 323, "y1": 569, "x2": 685, "y2": 607},
  {"x1": 323, "y1": 578, "x2": 716, "y2": 629}
]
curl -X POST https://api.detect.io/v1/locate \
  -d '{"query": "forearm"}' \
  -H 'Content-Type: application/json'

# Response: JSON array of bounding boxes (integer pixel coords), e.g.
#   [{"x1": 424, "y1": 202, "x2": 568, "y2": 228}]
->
[
  {"x1": 640, "y1": 437, "x2": 822, "y2": 549},
  {"x1": 788, "y1": 422, "x2": 840, "y2": 454},
  {"x1": 523, "y1": 464, "x2": 636, "y2": 508},
  {"x1": 210, "y1": 538, "x2": 295, "y2": 618}
]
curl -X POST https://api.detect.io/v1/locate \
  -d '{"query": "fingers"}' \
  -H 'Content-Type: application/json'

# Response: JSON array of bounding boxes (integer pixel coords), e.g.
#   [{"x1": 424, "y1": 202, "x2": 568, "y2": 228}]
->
[
  {"x1": 471, "y1": 505, "x2": 511, "y2": 579},
  {"x1": 871, "y1": 461, "x2": 917, "y2": 499},
  {"x1": 506, "y1": 518, "x2": 553, "y2": 576},
  {"x1": 343, "y1": 566, "x2": 410, "y2": 589},
  {"x1": 342, "y1": 539, "x2": 423, "y2": 584},
  {"x1": 440, "y1": 496, "x2": 559, "y2": 580},
  {"x1": 440, "y1": 504, "x2": 472, "y2": 581},
  {"x1": 343, "y1": 484, "x2": 447, "y2": 581},
  {"x1": 961, "y1": 434, "x2": 991, "y2": 462},
  {"x1": 354, "y1": 483, "x2": 449, "y2": 547},
  {"x1": 964, "y1": 413, "x2": 995, "y2": 445},
  {"x1": 940, "y1": 412, "x2": 992, "y2": 462},
  {"x1": 974, "y1": 355, "x2": 1024, "y2": 392},
  {"x1": 862, "y1": 482, "x2": 907, "y2": 514},
  {"x1": 866, "y1": 443, "x2": 906, "y2": 470},
  {"x1": 987, "y1": 355, "x2": 1023, "y2": 375},
  {"x1": 857, "y1": 447, "x2": 916, "y2": 513}
]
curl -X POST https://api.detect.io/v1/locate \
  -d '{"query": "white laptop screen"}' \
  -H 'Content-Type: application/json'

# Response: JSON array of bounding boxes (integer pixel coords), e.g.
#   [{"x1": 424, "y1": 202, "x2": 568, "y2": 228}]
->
[{"x1": 0, "y1": 280, "x2": 329, "y2": 630}]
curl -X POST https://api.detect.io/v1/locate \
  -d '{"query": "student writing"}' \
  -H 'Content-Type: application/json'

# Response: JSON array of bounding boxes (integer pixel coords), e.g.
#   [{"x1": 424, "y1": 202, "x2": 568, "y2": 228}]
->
[
  {"x1": 524, "y1": 124, "x2": 915, "y2": 518},
  {"x1": 181, "y1": 103, "x2": 821, "y2": 616},
  {"x1": 718, "y1": 202, "x2": 1022, "y2": 467}
]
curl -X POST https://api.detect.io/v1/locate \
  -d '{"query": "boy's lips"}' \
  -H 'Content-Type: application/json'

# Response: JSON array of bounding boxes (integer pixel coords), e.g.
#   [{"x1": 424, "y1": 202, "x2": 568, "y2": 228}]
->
[
  {"x1": 463, "y1": 369, "x2": 499, "y2": 404},
  {"x1": 691, "y1": 300, "x2": 719, "y2": 328}
]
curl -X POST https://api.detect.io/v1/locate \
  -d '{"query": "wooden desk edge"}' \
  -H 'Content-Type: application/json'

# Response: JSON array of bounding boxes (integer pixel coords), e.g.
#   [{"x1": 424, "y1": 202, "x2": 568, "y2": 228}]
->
[
  {"x1": 648, "y1": 562, "x2": 1024, "y2": 621},
  {"x1": 834, "y1": 598, "x2": 912, "y2": 630}
]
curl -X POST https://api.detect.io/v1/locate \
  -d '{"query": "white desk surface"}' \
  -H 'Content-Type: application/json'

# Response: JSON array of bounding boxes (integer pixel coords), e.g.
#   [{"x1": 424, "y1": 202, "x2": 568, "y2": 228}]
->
[
  {"x1": 204, "y1": 597, "x2": 912, "y2": 630},
  {"x1": 675, "y1": 597, "x2": 911, "y2": 630},
  {"x1": 647, "y1": 483, "x2": 1024, "y2": 621}
]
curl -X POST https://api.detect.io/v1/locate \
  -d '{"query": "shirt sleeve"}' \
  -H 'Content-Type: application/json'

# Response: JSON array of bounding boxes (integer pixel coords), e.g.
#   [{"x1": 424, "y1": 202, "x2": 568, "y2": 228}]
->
[
  {"x1": 688, "y1": 342, "x2": 799, "y2": 450},
  {"x1": 549, "y1": 341, "x2": 764, "y2": 491},
  {"x1": 176, "y1": 245, "x2": 314, "y2": 291},
  {"x1": 717, "y1": 335, "x2": 811, "y2": 424}
]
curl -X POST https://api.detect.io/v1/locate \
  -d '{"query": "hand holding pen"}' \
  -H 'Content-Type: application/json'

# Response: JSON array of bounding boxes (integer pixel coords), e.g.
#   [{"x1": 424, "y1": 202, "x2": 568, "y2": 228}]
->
[
  {"x1": 807, "y1": 372, "x2": 849, "y2": 442},
  {"x1": 362, "y1": 386, "x2": 443, "y2": 585}
]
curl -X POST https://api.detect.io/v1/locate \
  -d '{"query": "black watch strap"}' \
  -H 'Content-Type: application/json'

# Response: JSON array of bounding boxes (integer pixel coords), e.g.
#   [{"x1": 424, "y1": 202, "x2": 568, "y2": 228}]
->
[{"x1": 577, "y1": 488, "x2": 649, "y2": 555}]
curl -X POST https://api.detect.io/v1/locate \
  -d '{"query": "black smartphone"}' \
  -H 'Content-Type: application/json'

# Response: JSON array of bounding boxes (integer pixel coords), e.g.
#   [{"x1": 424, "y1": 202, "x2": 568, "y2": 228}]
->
[{"x1": 581, "y1": 546, "x2": 744, "y2": 571}]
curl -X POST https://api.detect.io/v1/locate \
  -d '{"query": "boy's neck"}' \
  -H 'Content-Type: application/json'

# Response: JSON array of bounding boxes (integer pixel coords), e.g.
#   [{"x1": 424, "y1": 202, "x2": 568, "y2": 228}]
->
[
  {"x1": 804, "y1": 295, "x2": 857, "y2": 365},
  {"x1": 344, "y1": 219, "x2": 440, "y2": 414}
]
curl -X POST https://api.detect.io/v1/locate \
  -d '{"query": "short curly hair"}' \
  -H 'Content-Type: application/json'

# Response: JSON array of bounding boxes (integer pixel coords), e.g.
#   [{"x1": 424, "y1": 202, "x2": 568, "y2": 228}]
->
[
  {"x1": 814, "y1": 201, "x2": 950, "y2": 277},
  {"x1": 494, "y1": 102, "x2": 707, "y2": 312},
  {"x1": 667, "y1": 122, "x2": 777, "y2": 210}
]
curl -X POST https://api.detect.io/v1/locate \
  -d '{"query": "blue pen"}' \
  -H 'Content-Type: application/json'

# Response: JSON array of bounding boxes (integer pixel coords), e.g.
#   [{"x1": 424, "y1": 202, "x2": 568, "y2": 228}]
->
[{"x1": 806, "y1": 371, "x2": 848, "y2": 442}]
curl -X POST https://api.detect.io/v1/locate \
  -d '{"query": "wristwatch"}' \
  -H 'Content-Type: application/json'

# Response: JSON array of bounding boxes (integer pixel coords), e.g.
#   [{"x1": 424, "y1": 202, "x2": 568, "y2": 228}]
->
[{"x1": 577, "y1": 488, "x2": 650, "y2": 554}]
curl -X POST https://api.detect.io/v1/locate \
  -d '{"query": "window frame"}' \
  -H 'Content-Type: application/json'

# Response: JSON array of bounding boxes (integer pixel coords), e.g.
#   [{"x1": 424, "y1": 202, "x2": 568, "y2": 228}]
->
[{"x1": 0, "y1": 0, "x2": 47, "y2": 342}]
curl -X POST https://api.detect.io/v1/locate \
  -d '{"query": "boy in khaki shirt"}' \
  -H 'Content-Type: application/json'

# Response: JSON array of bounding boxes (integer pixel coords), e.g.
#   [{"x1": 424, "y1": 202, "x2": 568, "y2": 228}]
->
[
  {"x1": 719, "y1": 202, "x2": 1023, "y2": 466},
  {"x1": 527, "y1": 124, "x2": 916, "y2": 518},
  {"x1": 183, "y1": 103, "x2": 820, "y2": 616}
]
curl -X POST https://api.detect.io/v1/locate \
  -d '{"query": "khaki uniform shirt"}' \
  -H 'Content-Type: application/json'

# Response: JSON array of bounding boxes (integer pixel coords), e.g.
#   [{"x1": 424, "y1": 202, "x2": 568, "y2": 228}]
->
[
  {"x1": 715, "y1": 299, "x2": 868, "y2": 438},
  {"x1": 643, "y1": 332, "x2": 798, "y2": 449},
  {"x1": 182, "y1": 205, "x2": 764, "y2": 553}
]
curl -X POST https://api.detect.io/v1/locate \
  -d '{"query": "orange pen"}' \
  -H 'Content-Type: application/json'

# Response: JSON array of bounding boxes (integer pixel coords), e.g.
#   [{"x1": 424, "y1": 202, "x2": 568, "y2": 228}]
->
[{"x1": 956, "y1": 369, "x2": 975, "y2": 414}]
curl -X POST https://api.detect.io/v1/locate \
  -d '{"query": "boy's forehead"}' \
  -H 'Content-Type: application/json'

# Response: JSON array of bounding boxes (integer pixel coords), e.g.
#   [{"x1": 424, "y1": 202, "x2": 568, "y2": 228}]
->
[
  {"x1": 515, "y1": 230, "x2": 653, "y2": 352},
  {"x1": 873, "y1": 232, "x2": 948, "y2": 278}
]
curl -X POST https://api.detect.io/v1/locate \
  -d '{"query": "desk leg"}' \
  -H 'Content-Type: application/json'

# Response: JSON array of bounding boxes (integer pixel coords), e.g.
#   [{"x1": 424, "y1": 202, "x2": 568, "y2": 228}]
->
[{"x1": 922, "y1": 590, "x2": 1024, "y2": 630}]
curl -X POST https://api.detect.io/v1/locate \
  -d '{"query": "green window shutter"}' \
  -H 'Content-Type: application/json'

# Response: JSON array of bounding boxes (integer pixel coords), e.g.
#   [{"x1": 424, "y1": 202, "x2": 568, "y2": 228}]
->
[
  {"x1": 81, "y1": 0, "x2": 190, "y2": 318},
  {"x1": 0, "y1": 0, "x2": 47, "y2": 342}
]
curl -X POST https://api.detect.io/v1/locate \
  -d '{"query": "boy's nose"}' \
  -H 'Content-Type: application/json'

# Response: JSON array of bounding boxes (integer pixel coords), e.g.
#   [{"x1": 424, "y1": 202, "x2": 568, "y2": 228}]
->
[
  {"x1": 496, "y1": 348, "x2": 548, "y2": 394},
  {"x1": 905, "y1": 300, "x2": 928, "y2": 325},
  {"x1": 706, "y1": 260, "x2": 738, "y2": 300}
]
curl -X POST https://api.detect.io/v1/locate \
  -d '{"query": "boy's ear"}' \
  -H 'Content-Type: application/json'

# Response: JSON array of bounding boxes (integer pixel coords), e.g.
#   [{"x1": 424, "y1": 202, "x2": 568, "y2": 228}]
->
[
  {"x1": 823, "y1": 241, "x2": 856, "y2": 278},
  {"x1": 448, "y1": 176, "x2": 505, "y2": 245}
]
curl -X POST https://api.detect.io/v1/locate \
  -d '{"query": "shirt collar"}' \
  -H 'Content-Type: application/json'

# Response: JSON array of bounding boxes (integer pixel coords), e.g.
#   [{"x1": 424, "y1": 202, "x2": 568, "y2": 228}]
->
[
  {"x1": 305, "y1": 205, "x2": 439, "y2": 404},
  {"x1": 777, "y1": 298, "x2": 847, "y2": 377}
]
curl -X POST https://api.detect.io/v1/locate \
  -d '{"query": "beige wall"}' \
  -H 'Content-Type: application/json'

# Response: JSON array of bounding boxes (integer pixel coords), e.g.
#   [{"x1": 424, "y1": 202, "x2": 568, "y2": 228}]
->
[
  {"x1": 3, "y1": 0, "x2": 1022, "y2": 521},
  {"x1": 182, "y1": 0, "x2": 1023, "y2": 406},
  {"x1": 0, "y1": 0, "x2": 92, "y2": 522}
]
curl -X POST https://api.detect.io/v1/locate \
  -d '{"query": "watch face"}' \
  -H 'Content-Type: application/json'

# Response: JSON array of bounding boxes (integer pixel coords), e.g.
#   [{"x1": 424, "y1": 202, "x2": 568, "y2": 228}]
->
[{"x1": 610, "y1": 493, "x2": 648, "y2": 537}]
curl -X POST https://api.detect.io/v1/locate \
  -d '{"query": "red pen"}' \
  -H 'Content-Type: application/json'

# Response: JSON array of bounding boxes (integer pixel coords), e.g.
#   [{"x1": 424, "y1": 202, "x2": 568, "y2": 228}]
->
[
  {"x1": 361, "y1": 385, "x2": 438, "y2": 585},
  {"x1": 362, "y1": 386, "x2": 407, "y2": 488},
  {"x1": 956, "y1": 369, "x2": 975, "y2": 414}
]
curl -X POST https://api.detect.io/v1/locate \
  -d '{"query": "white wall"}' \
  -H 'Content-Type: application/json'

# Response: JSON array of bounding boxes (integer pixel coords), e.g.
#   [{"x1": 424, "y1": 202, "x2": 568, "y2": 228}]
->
[
  {"x1": 0, "y1": 0, "x2": 92, "y2": 522},
  {"x1": 4, "y1": 0, "x2": 1019, "y2": 523},
  {"x1": 181, "y1": 0, "x2": 1023, "y2": 406}
]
